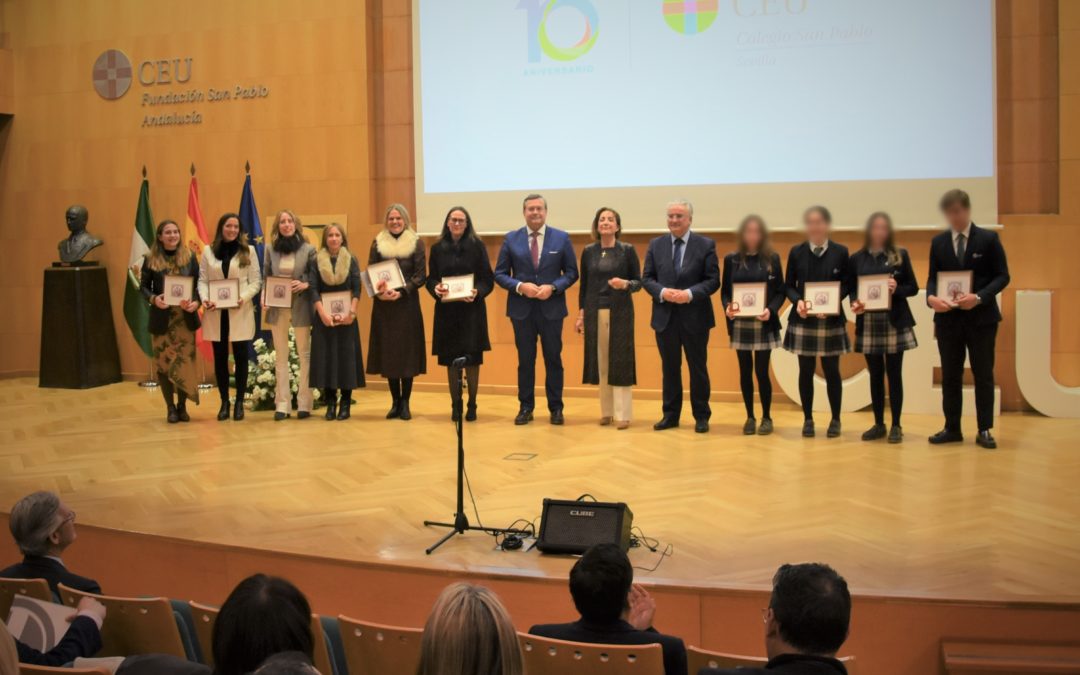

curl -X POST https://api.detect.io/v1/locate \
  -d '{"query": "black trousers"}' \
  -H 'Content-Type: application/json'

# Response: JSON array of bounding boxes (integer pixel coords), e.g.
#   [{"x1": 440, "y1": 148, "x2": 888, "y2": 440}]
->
[
  {"x1": 797, "y1": 355, "x2": 841, "y2": 421},
  {"x1": 937, "y1": 322, "x2": 997, "y2": 432},
  {"x1": 211, "y1": 311, "x2": 250, "y2": 403},
  {"x1": 511, "y1": 311, "x2": 564, "y2": 413},
  {"x1": 736, "y1": 350, "x2": 772, "y2": 419},
  {"x1": 656, "y1": 320, "x2": 711, "y2": 422},
  {"x1": 865, "y1": 353, "x2": 904, "y2": 427}
]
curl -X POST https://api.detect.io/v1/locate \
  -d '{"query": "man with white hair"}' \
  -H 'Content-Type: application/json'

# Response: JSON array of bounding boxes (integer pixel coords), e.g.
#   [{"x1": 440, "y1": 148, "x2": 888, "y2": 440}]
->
[{"x1": 1, "y1": 490, "x2": 101, "y2": 596}]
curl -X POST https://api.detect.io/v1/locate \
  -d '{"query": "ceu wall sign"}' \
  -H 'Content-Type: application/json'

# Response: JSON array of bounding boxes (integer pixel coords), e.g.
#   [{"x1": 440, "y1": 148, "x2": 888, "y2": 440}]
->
[{"x1": 91, "y1": 49, "x2": 271, "y2": 128}]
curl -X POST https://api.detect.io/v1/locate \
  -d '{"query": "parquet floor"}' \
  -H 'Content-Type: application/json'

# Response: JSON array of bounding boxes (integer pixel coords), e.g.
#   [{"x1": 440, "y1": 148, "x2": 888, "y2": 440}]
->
[{"x1": 1, "y1": 376, "x2": 1078, "y2": 603}]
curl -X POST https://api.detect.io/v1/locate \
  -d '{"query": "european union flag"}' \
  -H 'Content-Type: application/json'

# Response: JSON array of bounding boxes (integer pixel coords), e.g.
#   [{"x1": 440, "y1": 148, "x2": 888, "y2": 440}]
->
[{"x1": 238, "y1": 169, "x2": 270, "y2": 354}]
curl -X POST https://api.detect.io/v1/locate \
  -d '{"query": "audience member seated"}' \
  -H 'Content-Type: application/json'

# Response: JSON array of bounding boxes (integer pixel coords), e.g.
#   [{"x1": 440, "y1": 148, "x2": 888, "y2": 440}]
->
[
  {"x1": 14, "y1": 596, "x2": 106, "y2": 666},
  {"x1": 417, "y1": 582, "x2": 523, "y2": 675},
  {"x1": 529, "y1": 543, "x2": 687, "y2": 675},
  {"x1": 700, "y1": 562, "x2": 851, "y2": 675},
  {"x1": 2, "y1": 490, "x2": 102, "y2": 597},
  {"x1": 254, "y1": 651, "x2": 322, "y2": 675}
]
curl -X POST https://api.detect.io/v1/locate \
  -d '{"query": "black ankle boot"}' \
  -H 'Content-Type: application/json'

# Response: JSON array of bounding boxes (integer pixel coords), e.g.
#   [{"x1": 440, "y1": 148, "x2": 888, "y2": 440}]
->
[
  {"x1": 386, "y1": 398, "x2": 401, "y2": 419},
  {"x1": 465, "y1": 402, "x2": 477, "y2": 422},
  {"x1": 337, "y1": 398, "x2": 351, "y2": 420},
  {"x1": 167, "y1": 404, "x2": 179, "y2": 424},
  {"x1": 176, "y1": 395, "x2": 191, "y2": 422},
  {"x1": 233, "y1": 398, "x2": 245, "y2": 421},
  {"x1": 325, "y1": 400, "x2": 337, "y2": 420},
  {"x1": 399, "y1": 398, "x2": 412, "y2": 421},
  {"x1": 217, "y1": 400, "x2": 230, "y2": 421}
]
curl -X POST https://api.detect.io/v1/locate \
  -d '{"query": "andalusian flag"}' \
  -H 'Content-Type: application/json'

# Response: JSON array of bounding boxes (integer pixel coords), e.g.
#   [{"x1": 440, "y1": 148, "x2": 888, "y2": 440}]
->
[
  {"x1": 123, "y1": 174, "x2": 154, "y2": 357},
  {"x1": 185, "y1": 166, "x2": 214, "y2": 361}
]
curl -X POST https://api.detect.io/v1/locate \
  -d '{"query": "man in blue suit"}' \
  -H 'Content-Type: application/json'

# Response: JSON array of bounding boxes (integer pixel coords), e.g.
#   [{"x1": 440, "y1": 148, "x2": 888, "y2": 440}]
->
[
  {"x1": 642, "y1": 200, "x2": 720, "y2": 433},
  {"x1": 495, "y1": 194, "x2": 579, "y2": 425}
]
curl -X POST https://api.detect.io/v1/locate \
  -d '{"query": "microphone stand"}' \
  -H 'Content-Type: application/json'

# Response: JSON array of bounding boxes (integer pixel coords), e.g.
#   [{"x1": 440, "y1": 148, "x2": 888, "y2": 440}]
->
[{"x1": 423, "y1": 356, "x2": 531, "y2": 554}]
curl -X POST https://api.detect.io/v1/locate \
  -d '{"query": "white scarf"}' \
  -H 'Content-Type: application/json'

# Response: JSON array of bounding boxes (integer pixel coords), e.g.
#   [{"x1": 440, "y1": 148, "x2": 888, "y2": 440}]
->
[{"x1": 375, "y1": 228, "x2": 418, "y2": 259}]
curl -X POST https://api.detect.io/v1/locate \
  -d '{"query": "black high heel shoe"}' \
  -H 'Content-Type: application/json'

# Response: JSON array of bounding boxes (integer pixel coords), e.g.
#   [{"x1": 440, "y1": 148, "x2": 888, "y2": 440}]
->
[
  {"x1": 217, "y1": 400, "x2": 230, "y2": 421},
  {"x1": 233, "y1": 399, "x2": 245, "y2": 421},
  {"x1": 465, "y1": 402, "x2": 477, "y2": 422},
  {"x1": 325, "y1": 400, "x2": 338, "y2": 420},
  {"x1": 337, "y1": 399, "x2": 351, "y2": 420}
]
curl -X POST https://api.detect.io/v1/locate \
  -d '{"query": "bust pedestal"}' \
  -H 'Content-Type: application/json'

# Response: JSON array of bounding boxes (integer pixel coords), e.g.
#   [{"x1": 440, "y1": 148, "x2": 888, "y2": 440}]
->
[{"x1": 39, "y1": 265, "x2": 122, "y2": 389}]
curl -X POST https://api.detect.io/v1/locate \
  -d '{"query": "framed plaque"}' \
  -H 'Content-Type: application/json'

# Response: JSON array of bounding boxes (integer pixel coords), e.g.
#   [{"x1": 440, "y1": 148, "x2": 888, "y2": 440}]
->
[
  {"x1": 730, "y1": 282, "x2": 766, "y2": 318},
  {"x1": 209, "y1": 278, "x2": 240, "y2": 309},
  {"x1": 857, "y1": 274, "x2": 892, "y2": 312},
  {"x1": 163, "y1": 274, "x2": 194, "y2": 307},
  {"x1": 264, "y1": 276, "x2": 293, "y2": 309},
  {"x1": 366, "y1": 259, "x2": 406, "y2": 292},
  {"x1": 803, "y1": 281, "x2": 841, "y2": 316},
  {"x1": 441, "y1": 274, "x2": 475, "y2": 302},
  {"x1": 937, "y1": 270, "x2": 973, "y2": 306},
  {"x1": 321, "y1": 290, "x2": 352, "y2": 322}
]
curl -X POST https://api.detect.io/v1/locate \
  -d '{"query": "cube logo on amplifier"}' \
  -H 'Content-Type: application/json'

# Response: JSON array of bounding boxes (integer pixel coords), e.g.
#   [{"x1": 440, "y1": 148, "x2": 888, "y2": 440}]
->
[{"x1": 537, "y1": 498, "x2": 633, "y2": 555}]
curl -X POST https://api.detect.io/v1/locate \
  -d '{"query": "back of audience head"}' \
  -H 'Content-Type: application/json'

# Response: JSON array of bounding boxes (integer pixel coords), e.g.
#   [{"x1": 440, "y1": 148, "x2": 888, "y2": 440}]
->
[
  {"x1": 417, "y1": 582, "x2": 523, "y2": 675},
  {"x1": 212, "y1": 574, "x2": 314, "y2": 675},
  {"x1": 9, "y1": 490, "x2": 77, "y2": 557},
  {"x1": 254, "y1": 651, "x2": 321, "y2": 675},
  {"x1": 569, "y1": 543, "x2": 633, "y2": 624},
  {"x1": 765, "y1": 563, "x2": 851, "y2": 659}
]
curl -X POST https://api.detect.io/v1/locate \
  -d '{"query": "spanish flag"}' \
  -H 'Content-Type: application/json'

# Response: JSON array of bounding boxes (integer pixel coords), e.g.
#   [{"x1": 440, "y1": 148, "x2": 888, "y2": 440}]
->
[{"x1": 185, "y1": 166, "x2": 214, "y2": 362}]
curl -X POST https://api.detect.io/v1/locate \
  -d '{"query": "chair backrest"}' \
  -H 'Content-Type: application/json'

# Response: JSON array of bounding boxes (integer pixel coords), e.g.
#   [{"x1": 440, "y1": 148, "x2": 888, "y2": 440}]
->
[
  {"x1": 337, "y1": 616, "x2": 423, "y2": 675},
  {"x1": 689, "y1": 646, "x2": 859, "y2": 675},
  {"x1": 519, "y1": 633, "x2": 665, "y2": 675},
  {"x1": 57, "y1": 583, "x2": 186, "y2": 658},
  {"x1": 20, "y1": 666, "x2": 111, "y2": 675},
  {"x1": 0, "y1": 577, "x2": 52, "y2": 621},
  {"x1": 189, "y1": 600, "x2": 335, "y2": 675}
]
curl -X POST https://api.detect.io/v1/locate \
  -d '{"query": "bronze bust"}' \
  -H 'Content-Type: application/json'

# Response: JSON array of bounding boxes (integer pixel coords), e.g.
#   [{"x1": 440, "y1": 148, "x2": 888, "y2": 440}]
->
[{"x1": 58, "y1": 205, "x2": 103, "y2": 263}]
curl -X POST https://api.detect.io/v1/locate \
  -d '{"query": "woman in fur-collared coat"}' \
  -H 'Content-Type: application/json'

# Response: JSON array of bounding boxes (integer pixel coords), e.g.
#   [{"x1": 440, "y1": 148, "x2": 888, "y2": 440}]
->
[{"x1": 366, "y1": 203, "x2": 428, "y2": 420}]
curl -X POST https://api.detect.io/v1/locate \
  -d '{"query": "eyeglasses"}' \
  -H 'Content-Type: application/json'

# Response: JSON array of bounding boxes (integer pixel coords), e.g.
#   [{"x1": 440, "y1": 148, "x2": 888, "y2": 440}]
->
[
  {"x1": 448, "y1": 218, "x2": 467, "y2": 225},
  {"x1": 55, "y1": 510, "x2": 76, "y2": 531}
]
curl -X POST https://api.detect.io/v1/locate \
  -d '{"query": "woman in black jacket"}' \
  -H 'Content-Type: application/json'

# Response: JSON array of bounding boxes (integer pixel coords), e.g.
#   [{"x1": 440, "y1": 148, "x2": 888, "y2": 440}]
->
[
  {"x1": 721, "y1": 215, "x2": 784, "y2": 435},
  {"x1": 427, "y1": 207, "x2": 494, "y2": 422},
  {"x1": 139, "y1": 219, "x2": 202, "y2": 423},
  {"x1": 849, "y1": 211, "x2": 918, "y2": 443}
]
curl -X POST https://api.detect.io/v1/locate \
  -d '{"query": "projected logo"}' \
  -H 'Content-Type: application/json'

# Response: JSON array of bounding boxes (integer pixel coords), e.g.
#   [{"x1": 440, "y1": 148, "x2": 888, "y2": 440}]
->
[
  {"x1": 662, "y1": 0, "x2": 719, "y2": 35},
  {"x1": 518, "y1": 0, "x2": 599, "y2": 62}
]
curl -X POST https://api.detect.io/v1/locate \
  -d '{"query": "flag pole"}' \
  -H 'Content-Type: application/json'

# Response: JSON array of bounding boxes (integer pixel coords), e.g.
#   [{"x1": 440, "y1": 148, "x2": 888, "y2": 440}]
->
[{"x1": 136, "y1": 166, "x2": 159, "y2": 389}]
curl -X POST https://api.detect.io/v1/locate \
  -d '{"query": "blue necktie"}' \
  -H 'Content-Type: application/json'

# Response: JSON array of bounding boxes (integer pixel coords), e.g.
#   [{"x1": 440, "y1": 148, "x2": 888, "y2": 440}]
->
[{"x1": 673, "y1": 238, "x2": 685, "y2": 274}]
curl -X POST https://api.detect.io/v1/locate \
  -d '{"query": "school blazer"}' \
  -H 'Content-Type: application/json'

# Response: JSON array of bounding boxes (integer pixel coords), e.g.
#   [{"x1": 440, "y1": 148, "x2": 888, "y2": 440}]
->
[
  {"x1": 848, "y1": 247, "x2": 919, "y2": 331},
  {"x1": 197, "y1": 245, "x2": 262, "y2": 342},
  {"x1": 494, "y1": 225, "x2": 579, "y2": 321},
  {"x1": 720, "y1": 251, "x2": 785, "y2": 336},
  {"x1": 926, "y1": 223, "x2": 1010, "y2": 327},
  {"x1": 139, "y1": 255, "x2": 202, "y2": 335},
  {"x1": 783, "y1": 241, "x2": 850, "y2": 327},
  {"x1": 641, "y1": 232, "x2": 720, "y2": 333}
]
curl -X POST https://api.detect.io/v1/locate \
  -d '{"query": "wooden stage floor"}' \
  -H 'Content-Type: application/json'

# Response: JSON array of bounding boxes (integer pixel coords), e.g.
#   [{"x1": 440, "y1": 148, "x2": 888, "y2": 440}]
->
[{"x1": 1, "y1": 376, "x2": 1078, "y2": 604}]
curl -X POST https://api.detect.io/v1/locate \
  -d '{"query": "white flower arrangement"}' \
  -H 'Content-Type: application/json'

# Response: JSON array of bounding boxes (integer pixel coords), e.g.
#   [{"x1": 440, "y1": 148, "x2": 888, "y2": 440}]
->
[{"x1": 247, "y1": 328, "x2": 314, "y2": 411}]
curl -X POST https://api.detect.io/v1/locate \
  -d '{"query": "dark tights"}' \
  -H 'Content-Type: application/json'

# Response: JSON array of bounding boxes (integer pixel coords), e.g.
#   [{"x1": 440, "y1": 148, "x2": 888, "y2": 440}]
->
[
  {"x1": 735, "y1": 350, "x2": 772, "y2": 419},
  {"x1": 798, "y1": 355, "x2": 841, "y2": 422},
  {"x1": 157, "y1": 373, "x2": 188, "y2": 409},
  {"x1": 323, "y1": 388, "x2": 353, "y2": 405},
  {"x1": 864, "y1": 352, "x2": 904, "y2": 427},
  {"x1": 448, "y1": 365, "x2": 479, "y2": 408},
  {"x1": 210, "y1": 312, "x2": 250, "y2": 403},
  {"x1": 388, "y1": 377, "x2": 414, "y2": 403}
]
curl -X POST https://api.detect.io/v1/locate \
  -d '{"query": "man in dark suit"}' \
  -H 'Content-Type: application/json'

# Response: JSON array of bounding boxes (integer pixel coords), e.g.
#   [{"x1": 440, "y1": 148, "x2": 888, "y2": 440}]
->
[
  {"x1": 700, "y1": 563, "x2": 851, "y2": 675},
  {"x1": 530, "y1": 543, "x2": 687, "y2": 675},
  {"x1": 1, "y1": 491, "x2": 101, "y2": 597},
  {"x1": 495, "y1": 194, "x2": 578, "y2": 425},
  {"x1": 13, "y1": 595, "x2": 106, "y2": 666},
  {"x1": 926, "y1": 189, "x2": 1010, "y2": 449},
  {"x1": 642, "y1": 200, "x2": 720, "y2": 433}
]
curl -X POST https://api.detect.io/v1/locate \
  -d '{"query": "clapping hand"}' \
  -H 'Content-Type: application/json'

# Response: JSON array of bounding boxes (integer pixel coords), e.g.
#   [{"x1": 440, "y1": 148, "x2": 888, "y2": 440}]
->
[{"x1": 625, "y1": 584, "x2": 656, "y2": 632}]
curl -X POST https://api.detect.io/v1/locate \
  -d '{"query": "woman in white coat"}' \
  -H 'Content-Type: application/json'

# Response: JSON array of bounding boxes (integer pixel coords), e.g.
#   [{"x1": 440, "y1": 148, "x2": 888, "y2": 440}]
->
[{"x1": 199, "y1": 212, "x2": 262, "y2": 421}]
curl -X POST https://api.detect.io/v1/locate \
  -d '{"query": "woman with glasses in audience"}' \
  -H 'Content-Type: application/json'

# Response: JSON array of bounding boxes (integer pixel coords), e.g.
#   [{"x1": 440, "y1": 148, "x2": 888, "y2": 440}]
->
[
  {"x1": 849, "y1": 211, "x2": 918, "y2": 443},
  {"x1": 199, "y1": 212, "x2": 261, "y2": 422},
  {"x1": 309, "y1": 223, "x2": 365, "y2": 420},
  {"x1": 721, "y1": 214, "x2": 784, "y2": 435},
  {"x1": 417, "y1": 583, "x2": 524, "y2": 675},
  {"x1": 367, "y1": 203, "x2": 427, "y2": 421},
  {"x1": 140, "y1": 219, "x2": 201, "y2": 423},
  {"x1": 574, "y1": 207, "x2": 641, "y2": 430},
  {"x1": 427, "y1": 206, "x2": 494, "y2": 422}
]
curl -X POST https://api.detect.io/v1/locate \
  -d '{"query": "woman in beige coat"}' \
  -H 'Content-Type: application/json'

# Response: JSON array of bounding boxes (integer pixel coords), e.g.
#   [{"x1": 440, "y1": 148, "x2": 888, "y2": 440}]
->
[{"x1": 199, "y1": 212, "x2": 262, "y2": 421}]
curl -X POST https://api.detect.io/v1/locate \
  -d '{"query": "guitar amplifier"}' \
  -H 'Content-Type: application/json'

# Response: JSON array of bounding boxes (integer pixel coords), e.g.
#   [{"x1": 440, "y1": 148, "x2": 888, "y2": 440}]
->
[{"x1": 536, "y1": 498, "x2": 633, "y2": 554}]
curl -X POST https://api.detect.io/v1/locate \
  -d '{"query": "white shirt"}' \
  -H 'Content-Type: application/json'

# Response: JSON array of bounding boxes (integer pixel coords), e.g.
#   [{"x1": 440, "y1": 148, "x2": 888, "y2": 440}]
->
[
  {"x1": 809, "y1": 239, "x2": 830, "y2": 257},
  {"x1": 661, "y1": 230, "x2": 694, "y2": 302},
  {"x1": 953, "y1": 223, "x2": 972, "y2": 258}
]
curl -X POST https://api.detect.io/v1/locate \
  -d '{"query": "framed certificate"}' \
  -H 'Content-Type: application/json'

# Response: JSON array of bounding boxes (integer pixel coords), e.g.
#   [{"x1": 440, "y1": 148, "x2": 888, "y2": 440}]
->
[
  {"x1": 209, "y1": 278, "x2": 240, "y2": 309},
  {"x1": 366, "y1": 259, "x2": 406, "y2": 292},
  {"x1": 163, "y1": 274, "x2": 194, "y2": 307},
  {"x1": 857, "y1": 274, "x2": 892, "y2": 312},
  {"x1": 937, "y1": 270, "x2": 973, "y2": 306},
  {"x1": 730, "y1": 282, "x2": 766, "y2": 318},
  {"x1": 264, "y1": 276, "x2": 293, "y2": 309},
  {"x1": 441, "y1": 274, "x2": 475, "y2": 302},
  {"x1": 321, "y1": 290, "x2": 352, "y2": 322},
  {"x1": 804, "y1": 281, "x2": 841, "y2": 316}
]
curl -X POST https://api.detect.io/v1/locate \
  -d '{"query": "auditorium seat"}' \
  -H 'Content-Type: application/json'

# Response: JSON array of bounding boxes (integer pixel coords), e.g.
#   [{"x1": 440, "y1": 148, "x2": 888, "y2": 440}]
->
[
  {"x1": 942, "y1": 640, "x2": 1080, "y2": 674},
  {"x1": 19, "y1": 666, "x2": 111, "y2": 674},
  {"x1": 688, "y1": 646, "x2": 859, "y2": 675},
  {"x1": 0, "y1": 576, "x2": 52, "y2": 621},
  {"x1": 188, "y1": 600, "x2": 338, "y2": 675},
  {"x1": 518, "y1": 633, "x2": 665, "y2": 675},
  {"x1": 57, "y1": 584, "x2": 187, "y2": 659},
  {"x1": 337, "y1": 616, "x2": 422, "y2": 675}
]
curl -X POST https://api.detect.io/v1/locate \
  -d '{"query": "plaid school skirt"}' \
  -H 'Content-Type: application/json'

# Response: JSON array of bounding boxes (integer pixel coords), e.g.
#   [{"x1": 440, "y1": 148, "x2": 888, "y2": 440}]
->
[
  {"x1": 783, "y1": 319, "x2": 851, "y2": 357},
  {"x1": 855, "y1": 311, "x2": 918, "y2": 354},
  {"x1": 730, "y1": 318, "x2": 781, "y2": 351}
]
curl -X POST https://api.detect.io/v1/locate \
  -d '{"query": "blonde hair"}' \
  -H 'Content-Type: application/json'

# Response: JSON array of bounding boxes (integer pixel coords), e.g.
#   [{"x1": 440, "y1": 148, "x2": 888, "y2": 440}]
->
[
  {"x1": 416, "y1": 583, "x2": 523, "y2": 675},
  {"x1": 384, "y1": 203, "x2": 413, "y2": 231},
  {"x1": 146, "y1": 219, "x2": 193, "y2": 272},
  {"x1": 270, "y1": 209, "x2": 304, "y2": 244}
]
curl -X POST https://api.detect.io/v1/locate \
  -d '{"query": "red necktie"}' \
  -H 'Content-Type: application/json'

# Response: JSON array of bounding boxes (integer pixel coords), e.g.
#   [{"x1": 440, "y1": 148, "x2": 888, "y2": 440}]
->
[{"x1": 530, "y1": 232, "x2": 540, "y2": 268}]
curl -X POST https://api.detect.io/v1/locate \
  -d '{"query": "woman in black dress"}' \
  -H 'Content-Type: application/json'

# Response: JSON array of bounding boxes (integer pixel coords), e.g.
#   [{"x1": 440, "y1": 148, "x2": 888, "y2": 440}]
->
[
  {"x1": 783, "y1": 205, "x2": 851, "y2": 438},
  {"x1": 308, "y1": 223, "x2": 365, "y2": 420},
  {"x1": 721, "y1": 215, "x2": 784, "y2": 435},
  {"x1": 367, "y1": 203, "x2": 427, "y2": 421},
  {"x1": 849, "y1": 211, "x2": 918, "y2": 443},
  {"x1": 139, "y1": 219, "x2": 202, "y2": 423},
  {"x1": 574, "y1": 207, "x2": 641, "y2": 429},
  {"x1": 426, "y1": 207, "x2": 494, "y2": 422}
]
